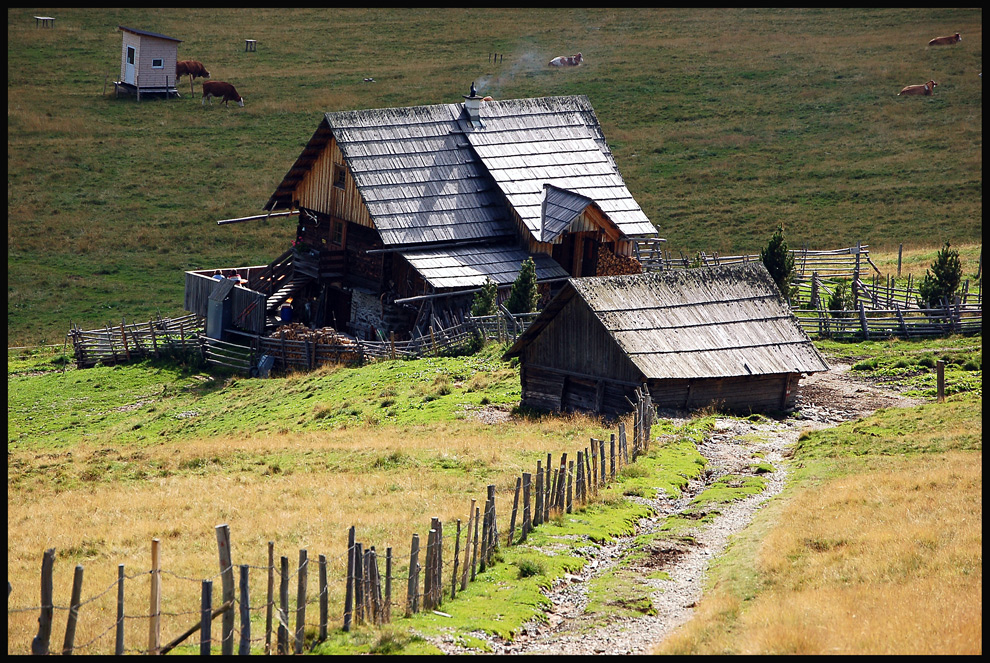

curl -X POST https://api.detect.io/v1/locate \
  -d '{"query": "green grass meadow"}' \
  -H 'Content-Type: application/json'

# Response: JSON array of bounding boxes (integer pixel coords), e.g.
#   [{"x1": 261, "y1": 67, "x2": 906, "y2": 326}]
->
[{"x1": 7, "y1": 8, "x2": 983, "y2": 346}]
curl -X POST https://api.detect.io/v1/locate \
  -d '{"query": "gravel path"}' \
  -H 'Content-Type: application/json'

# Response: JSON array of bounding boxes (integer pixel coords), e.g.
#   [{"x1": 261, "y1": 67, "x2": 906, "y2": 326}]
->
[{"x1": 433, "y1": 364, "x2": 922, "y2": 655}]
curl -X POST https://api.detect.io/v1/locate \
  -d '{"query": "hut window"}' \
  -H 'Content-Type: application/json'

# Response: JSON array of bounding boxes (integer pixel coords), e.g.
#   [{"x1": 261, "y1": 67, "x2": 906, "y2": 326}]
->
[
  {"x1": 333, "y1": 164, "x2": 346, "y2": 189},
  {"x1": 331, "y1": 220, "x2": 344, "y2": 245},
  {"x1": 126, "y1": 47, "x2": 135, "y2": 65},
  {"x1": 152, "y1": 58, "x2": 164, "y2": 69}
]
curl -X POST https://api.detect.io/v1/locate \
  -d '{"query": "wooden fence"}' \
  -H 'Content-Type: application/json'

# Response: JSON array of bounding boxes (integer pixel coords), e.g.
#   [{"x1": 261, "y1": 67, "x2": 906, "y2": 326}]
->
[
  {"x1": 68, "y1": 315, "x2": 204, "y2": 369},
  {"x1": 794, "y1": 301, "x2": 982, "y2": 340},
  {"x1": 642, "y1": 242, "x2": 879, "y2": 279},
  {"x1": 8, "y1": 390, "x2": 656, "y2": 656},
  {"x1": 201, "y1": 312, "x2": 539, "y2": 375}
]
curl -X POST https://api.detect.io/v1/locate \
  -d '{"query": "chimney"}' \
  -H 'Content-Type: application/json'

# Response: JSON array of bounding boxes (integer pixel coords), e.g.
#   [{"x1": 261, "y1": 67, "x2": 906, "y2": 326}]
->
[{"x1": 462, "y1": 81, "x2": 484, "y2": 128}]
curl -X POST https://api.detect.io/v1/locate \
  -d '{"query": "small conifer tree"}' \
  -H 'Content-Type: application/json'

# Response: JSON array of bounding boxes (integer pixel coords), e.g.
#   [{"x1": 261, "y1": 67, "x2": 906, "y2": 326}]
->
[
  {"x1": 471, "y1": 277, "x2": 498, "y2": 316},
  {"x1": 918, "y1": 242, "x2": 962, "y2": 308},
  {"x1": 506, "y1": 257, "x2": 539, "y2": 314},
  {"x1": 760, "y1": 224, "x2": 795, "y2": 300}
]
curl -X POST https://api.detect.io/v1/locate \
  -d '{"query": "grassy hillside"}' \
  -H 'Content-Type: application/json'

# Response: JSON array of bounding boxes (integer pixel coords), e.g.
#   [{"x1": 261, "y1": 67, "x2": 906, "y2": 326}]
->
[
  {"x1": 6, "y1": 8, "x2": 983, "y2": 346},
  {"x1": 6, "y1": 337, "x2": 982, "y2": 654},
  {"x1": 656, "y1": 394, "x2": 981, "y2": 655}
]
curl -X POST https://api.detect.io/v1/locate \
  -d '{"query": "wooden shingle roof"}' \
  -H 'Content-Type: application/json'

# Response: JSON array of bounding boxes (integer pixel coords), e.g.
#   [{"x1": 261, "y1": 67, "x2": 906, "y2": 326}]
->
[
  {"x1": 505, "y1": 262, "x2": 828, "y2": 380},
  {"x1": 265, "y1": 95, "x2": 658, "y2": 247},
  {"x1": 399, "y1": 243, "x2": 568, "y2": 290},
  {"x1": 465, "y1": 97, "x2": 657, "y2": 240}
]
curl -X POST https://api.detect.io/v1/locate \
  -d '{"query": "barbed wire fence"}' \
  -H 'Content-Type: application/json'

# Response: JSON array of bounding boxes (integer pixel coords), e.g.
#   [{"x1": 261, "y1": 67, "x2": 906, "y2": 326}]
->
[{"x1": 7, "y1": 389, "x2": 654, "y2": 655}]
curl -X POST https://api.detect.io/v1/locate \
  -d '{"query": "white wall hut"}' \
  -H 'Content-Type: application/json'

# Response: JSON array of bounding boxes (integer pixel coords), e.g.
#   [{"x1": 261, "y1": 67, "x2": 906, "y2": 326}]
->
[
  {"x1": 116, "y1": 25, "x2": 181, "y2": 97},
  {"x1": 503, "y1": 262, "x2": 829, "y2": 416}
]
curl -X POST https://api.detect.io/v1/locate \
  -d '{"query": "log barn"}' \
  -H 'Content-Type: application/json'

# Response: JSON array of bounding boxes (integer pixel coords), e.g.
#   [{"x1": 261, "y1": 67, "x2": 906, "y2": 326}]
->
[
  {"x1": 185, "y1": 85, "x2": 661, "y2": 342},
  {"x1": 502, "y1": 263, "x2": 829, "y2": 416},
  {"x1": 115, "y1": 26, "x2": 181, "y2": 98}
]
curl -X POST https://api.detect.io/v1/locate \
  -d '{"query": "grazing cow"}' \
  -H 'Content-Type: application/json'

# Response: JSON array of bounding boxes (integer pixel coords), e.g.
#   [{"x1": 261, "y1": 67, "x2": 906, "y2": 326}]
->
[
  {"x1": 928, "y1": 33, "x2": 961, "y2": 46},
  {"x1": 898, "y1": 80, "x2": 938, "y2": 96},
  {"x1": 549, "y1": 52, "x2": 583, "y2": 67},
  {"x1": 202, "y1": 81, "x2": 244, "y2": 107},
  {"x1": 176, "y1": 60, "x2": 210, "y2": 80}
]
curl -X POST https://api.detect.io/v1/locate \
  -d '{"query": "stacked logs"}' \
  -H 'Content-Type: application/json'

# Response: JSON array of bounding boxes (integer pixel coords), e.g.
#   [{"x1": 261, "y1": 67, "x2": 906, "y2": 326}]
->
[
  {"x1": 596, "y1": 250, "x2": 643, "y2": 276},
  {"x1": 268, "y1": 324, "x2": 355, "y2": 346}
]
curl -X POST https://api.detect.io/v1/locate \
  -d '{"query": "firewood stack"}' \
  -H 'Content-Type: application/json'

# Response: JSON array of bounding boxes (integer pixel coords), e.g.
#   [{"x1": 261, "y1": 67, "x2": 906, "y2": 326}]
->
[
  {"x1": 270, "y1": 323, "x2": 356, "y2": 346},
  {"x1": 595, "y1": 250, "x2": 643, "y2": 276}
]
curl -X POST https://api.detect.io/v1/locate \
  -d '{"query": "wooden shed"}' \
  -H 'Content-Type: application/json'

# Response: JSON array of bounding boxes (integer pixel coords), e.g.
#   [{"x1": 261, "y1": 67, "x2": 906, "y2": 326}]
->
[
  {"x1": 503, "y1": 262, "x2": 829, "y2": 416},
  {"x1": 115, "y1": 26, "x2": 181, "y2": 98}
]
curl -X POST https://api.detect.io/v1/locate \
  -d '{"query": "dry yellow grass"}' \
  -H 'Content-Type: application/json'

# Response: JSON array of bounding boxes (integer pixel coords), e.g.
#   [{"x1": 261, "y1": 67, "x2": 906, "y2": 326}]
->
[
  {"x1": 657, "y1": 451, "x2": 982, "y2": 655},
  {"x1": 6, "y1": 415, "x2": 607, "y2": 655}
]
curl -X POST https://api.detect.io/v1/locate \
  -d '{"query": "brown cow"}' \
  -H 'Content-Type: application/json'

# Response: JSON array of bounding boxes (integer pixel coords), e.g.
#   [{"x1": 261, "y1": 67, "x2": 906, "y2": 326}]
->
[
  {"x1": 898, "y1": 80, "x2": 938, "y2": 96},
  {"x1": 928, "y1": 33, "x2": 961, "y2": 46},
  {"x1": 549, "y1": 52, "x2": 583, "y2": 67},
  {"x1": 202, "y1": 81, "x2": 244, "y2": 107},
  {"x1": 176, "y1": 60, "x2": 210, "y2": 80}
]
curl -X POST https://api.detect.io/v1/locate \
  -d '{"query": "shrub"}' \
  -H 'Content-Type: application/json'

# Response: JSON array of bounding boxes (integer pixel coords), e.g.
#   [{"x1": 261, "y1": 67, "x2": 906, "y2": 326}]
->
[
  {"x1": 471, "y1": 277, "x2": 498, "y2": 316},
  {"x1": 505, "y1": 257, "x2": 538, "y2": 314},
  {"x1": 917, "y1": 242, "x2": 962, "y2": 308},
  {"x1": 828, "y1": 280, "x2": 855, "y2": 315},
  {"x1": 516, "y1": 558, "x2": 545, "y2": 578},
  {"x1": 760, "y1": 224, "x2": 796, "y2": 301}
]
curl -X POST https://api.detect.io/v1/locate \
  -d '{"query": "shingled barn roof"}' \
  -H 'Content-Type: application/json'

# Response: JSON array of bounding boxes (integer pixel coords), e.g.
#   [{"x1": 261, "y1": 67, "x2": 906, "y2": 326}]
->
[
  {"x1": 264, "y1": 95, "x2": 657, "y2": 248},
  {"x1": 505, "y1": 262, "x2": 829, "y2": 380},
  {"x1": 399, "y1": 243, "x2": 568, "y2": 290}
]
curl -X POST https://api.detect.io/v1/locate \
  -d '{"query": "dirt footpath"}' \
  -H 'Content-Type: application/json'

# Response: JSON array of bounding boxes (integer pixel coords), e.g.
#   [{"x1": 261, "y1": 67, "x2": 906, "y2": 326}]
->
[{"x1": 434, "y1": 365, "x2": 922, "y2": 655}]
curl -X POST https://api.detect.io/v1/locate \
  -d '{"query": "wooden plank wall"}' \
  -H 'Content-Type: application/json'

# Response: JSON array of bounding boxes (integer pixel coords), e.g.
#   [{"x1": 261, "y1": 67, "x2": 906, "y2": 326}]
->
[
  {"x1": 520, "y1": 297, "x2": 641, "y2": 384},
  {"x1": 295, "y1": 137, "x2": 373, "y2": 230}
]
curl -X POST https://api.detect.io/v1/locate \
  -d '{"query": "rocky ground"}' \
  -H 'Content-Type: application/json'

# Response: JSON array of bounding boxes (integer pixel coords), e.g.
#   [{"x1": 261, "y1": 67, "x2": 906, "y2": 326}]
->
[{"x1": 435, "y1": 364, "x2": 923, "y2": 654}]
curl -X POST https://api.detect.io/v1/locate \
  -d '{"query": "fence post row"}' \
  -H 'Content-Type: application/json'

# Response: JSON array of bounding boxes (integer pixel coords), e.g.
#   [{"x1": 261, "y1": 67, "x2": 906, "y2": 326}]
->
[{"x1": 15, "y1": 393, "x2": 660, "y2": 656}]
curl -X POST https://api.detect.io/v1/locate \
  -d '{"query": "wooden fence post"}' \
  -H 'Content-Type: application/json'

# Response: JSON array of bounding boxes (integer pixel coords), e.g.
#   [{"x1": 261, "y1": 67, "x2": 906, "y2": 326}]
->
[
  {"x1": 452, "y1": 520, "x2": 461, "y2": 600},
  {"x1": 294, "y1": 550, "x2": 307, "y2": 655},
  {"x1": 508, "y1": 477, "x2": 521, "y2": 545},
  {"x1": 149, "y1": 538, "x2": 162, "y2": 656},
  {"x1": 575, "y1": 453, "x2": 584, "y2": 506},
  {"x1": 343, "y1": 527, "x2": 354, "y2": 631},
  {"x1": 32, "y1": 548, "x2": 56, "y2": 656},
  {"x1": 201, "y1": 579, "x2": 213, "y2": 656},
  {"x1": 385, "y1": 547, "x2": 393, "y2": 623},
  {"x1": 534, "y1": 461, "x2": 543, "y2": 526},
  {"x1": 354, "y1": 542, "x2": 364, "y2": 623},
  {"x1": 471, "y1": 506, "x2": 480, "y2": 581},
  {"x1": 585, "y1": 448, "x2": 593, "y2": 496},
  {"x1": 318, "y1": 554, "x2": 328, "y2": 643},
  {"x1": 937, "y1": 360, "x2": 945, "y2": 403},
  {"x1": 265, "y1": 541, "x2": 274, "y2": 653},
  {"x1": 423, "y1": 529, "x2": 435, "y2": 610},
  {"x1": 277, "y1": 556, "x2": 289, "y2": 655},
  {"x1": 478, "y1": 506, "x2": 489, "y2": 574},
  {"x1": 567, "y1": 461, "x2": 574, "y2": 513},
  {"x1": 239, "y1": 565, "x2": 251, "y2": 655},
  {"x1": 215, "y1": 525, "x2": 235, "y2": 656},
  {"x1": 115, "y1": 564, "x2": 125, "y2": 656},
  {"x1": 599, "y1": 438, "x2": 606, "y2": 484},
  {"x1": 461, "y1": 500, "x2": 474, "y2": 590},
  {"x1": 521, "y1": 473, "x2": 532, "y2": 540},
  {"x1": 610, "y1": 434, "x2": 616, "y2": 480},
  {"x1": 486, "y1": 484, "x2": 498, "y2": 562},
  {"x1": 61, "y1": 564, "x2": 84, "y2": 655},
  {"x1": 590, "y1": 443, "x2": 598, "y2": 493},
  {"x1": 406, "y1": 534, "x2": 419, "y2": 616},
  {"x1": 543, "y1": 454, "x2": 553, "y2": 522}
]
